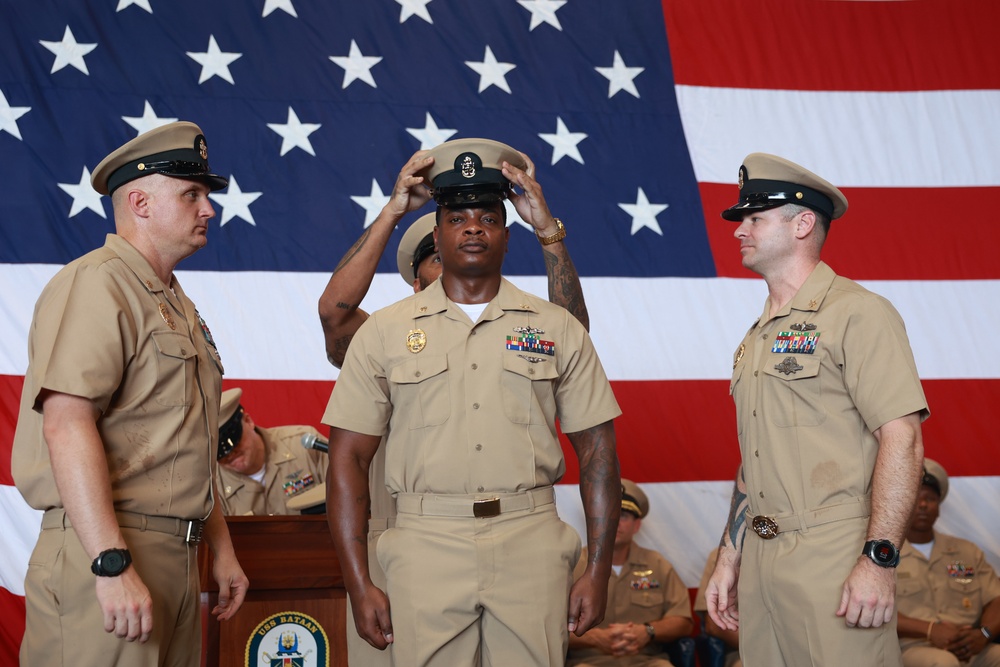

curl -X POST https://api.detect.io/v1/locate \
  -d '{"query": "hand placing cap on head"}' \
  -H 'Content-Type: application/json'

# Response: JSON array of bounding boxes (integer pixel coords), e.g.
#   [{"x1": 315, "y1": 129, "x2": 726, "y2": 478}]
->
[
  {"x1": 721, "y1": 153, "x2": 848, "y2": 222},
  {"x1": 91, "y1": 121, "x2": 229, "y2": 196},
  {"x1": 418, "y1": 138, "x2": 527, "y2": 207},
  {"x1": 217, "y1": 388, "x2": 244, "y2": 460},
  {"x1": 621, "y1": 479, "x2": 649, "y2": 519},
  {"x1": 396, "y1": 213, "x2": 438, "y2": 285}
]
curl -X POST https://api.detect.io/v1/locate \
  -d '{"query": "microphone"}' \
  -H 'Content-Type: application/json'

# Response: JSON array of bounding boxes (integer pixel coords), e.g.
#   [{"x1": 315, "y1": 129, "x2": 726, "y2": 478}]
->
[{"x1": 300, "y1": 433, "x2": 329, "y2": 454}]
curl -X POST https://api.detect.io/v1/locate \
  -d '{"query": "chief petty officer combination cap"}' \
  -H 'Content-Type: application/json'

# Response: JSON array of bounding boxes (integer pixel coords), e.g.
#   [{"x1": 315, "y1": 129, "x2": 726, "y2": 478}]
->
[
  {"x1": 721, "y1": 152, "x2": 849, "y2": 222},
  {"x1": 921, "y1": 457, "x2": 949, "y2": 502},
  {"x1": 396, "y1": 212, "x2": 438, "y2": 285},
  {"x1": 621, "y1": 479, "x2": 650, "y2": 519},
  {"x1": 91, "y1": 121, "x2": 229, "y2": 196},
  {"x1": 217, "y1": 388, "x2": 244, "y2": 460},
  {"x1": 418, "y1": 138, "x2": 528, "y2": 208}
]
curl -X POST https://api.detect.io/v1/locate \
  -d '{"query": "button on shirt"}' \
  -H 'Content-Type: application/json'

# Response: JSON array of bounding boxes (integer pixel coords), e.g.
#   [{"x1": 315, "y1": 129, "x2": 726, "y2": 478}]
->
[
  {"x1": 323, "y1": 278, "x2": 621, "y2": 496},
  {"x1": 729, "y1": 262, "x2": 928, "y2": 517}
]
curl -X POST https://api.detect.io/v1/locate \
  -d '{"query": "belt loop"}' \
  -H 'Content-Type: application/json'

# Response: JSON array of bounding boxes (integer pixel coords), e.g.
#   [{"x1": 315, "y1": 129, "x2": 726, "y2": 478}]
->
[
  {"x1": 416, "y1": 495, "x2": 423, "y2": 516},
  {"x1": 139, "y1": 514, "x2": 148, "y2": 532},
  {"x1": 527, "y1": 489, "x2": 537, "y2": 512},
  {"x1": 61, "y1": 508, "x2": 70, "y2": 529}
]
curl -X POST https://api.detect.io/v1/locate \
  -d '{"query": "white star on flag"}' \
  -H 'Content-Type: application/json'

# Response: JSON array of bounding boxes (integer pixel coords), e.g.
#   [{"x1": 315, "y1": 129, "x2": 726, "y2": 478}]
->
[
  {"x1": 517, "y1": 0, "x2": 566, "y2": 31},
  {"x1": 350, "y1": 179, "x2": 391, "y2": 228},
  {"x1": 39, "y1": 26, "x2": 98, "y2": 75},
  {"x1": 595, "y1": 50, "x2": 644, "y2": 99},
  {"x1": 406, "y1": 113, "x2": 457, "y2": 150},
  {"x1": 267, "y1": 107, "x2": 321, "y2": 156},
  {"x1": 0, "y1": 90, "x2": 31, "y2": 140},
  {"x1": 122, "y1": 101, "x2": 177, "y2": 135},
  {"x1": 186, "y1": 35, "x2": 242, "y2": 85},
  {"x1": 210, "y1": 176, "x2": 262, "y2": 226},
  {"x1": 618, "y1": 187, "x2": 667, "y2": 235},
  {"x1": 538, "y1": 117, "x2": 587, "y2": 165},
  {"x1": 465, "y1": 46, "x2": 516, "y2": 94},
  {"x1": 262, "y1": 0, "x2": 297, "y2": 17},
  {"x1": 329, "y1": 40, "x2": 382, "y2": 89},
  {"x1": 116, "y1": 0, "x2": 152, "y2": 13},
  {"x1": 58, "y1": 167, "x2": 106, "y2": 219},
  {"x1": 397, "y1": 0, "x2": 433, "y2": 24}
]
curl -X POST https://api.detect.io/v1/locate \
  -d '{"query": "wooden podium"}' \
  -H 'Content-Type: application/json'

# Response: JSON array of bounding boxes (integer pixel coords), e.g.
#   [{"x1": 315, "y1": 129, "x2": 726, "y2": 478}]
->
[{"x1": 199, "y1": 515, "x2": 349, "y2": 667}]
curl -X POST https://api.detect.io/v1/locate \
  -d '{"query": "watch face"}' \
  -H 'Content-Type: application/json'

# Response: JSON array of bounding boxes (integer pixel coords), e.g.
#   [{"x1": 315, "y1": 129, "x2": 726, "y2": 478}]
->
[
  {"x1": 873, "y1": 543, "x2": 895, "y2": 563},
  {"x1": 103, "y1": 551, "x2": 126, "y2": 572}
]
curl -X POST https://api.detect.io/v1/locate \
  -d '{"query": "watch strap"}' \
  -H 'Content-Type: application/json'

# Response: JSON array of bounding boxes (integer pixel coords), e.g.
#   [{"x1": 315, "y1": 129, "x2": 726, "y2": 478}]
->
[{"x1": 536, "y1": 218, "x2": 566, "y2": 245}]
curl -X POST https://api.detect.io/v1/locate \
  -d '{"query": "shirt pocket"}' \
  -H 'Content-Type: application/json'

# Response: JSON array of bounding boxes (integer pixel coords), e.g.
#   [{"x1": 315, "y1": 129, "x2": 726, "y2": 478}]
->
[
  {"x1": 629, "y1": 588, "x2": 666, "y2": 609},
  {"x1": 501, "y1": 354, "x2": 558, "y2": 425},
  {"x1": 151, "y1": 330, "x2": 196, "y2": 407},
  {"x1": 388, "y1": 354, "x2": 450, "y2": 429},
  {"x1": 945, "y1": 576, "x2": 984, "y2": 611},
  {"x1": 761, "y1": 355, "x2": 825, "y2": 427}
]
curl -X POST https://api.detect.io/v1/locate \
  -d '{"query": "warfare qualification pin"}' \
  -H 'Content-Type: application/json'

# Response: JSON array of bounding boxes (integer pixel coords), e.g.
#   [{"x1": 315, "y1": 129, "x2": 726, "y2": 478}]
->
[{"x1": 406, "y1": 329, "x2": 426, "y2": 354}]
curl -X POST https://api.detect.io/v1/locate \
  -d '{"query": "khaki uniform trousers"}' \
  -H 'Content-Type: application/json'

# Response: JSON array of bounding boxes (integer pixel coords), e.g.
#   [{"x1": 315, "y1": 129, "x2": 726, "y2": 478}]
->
[
  {"x1": 347, "y1": 516, "x2": 394, "y2": 667},
  {"x1": 738, "y1": 516, "x2": 902, "y2": 667},
  {"x1": 21, "y1": 513, "x2": 200, "y2": 667},
  {"x1": 571, "y1": 655, "x2": 674, "y2": 667},
  {"x1": 377, "y1": 495, "x2": 581, "y2": 667},
  {"x1": 902, "y1": 644, "x2": 1000, "y2": 667}
]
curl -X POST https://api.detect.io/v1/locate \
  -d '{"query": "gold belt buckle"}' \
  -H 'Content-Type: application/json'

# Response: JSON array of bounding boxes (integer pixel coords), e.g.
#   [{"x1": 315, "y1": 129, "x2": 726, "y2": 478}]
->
[
  {"x1": 473, "y1": 498, "x2": 501, "y2": 518},
  {"x1": 752, "y1": 515, "x2": 780, "y2": 539}
]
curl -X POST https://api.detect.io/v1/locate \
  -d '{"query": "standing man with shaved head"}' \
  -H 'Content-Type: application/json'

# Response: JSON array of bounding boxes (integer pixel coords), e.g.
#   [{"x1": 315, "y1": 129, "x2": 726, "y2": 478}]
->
[
  {"x1": 13, "y1": 122, "x2": 248, "y2": 666},
  {"x1": 706, "y1": 153, "x2": 929, "y2": 666}
]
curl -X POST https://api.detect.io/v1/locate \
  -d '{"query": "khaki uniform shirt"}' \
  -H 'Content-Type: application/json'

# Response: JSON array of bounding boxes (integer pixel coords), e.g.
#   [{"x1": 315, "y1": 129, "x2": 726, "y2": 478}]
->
[
  {"x1": 897, "y1": 532, "x2": 1000, "y2": 650},
  {"x1": 730, "y1": 261, "x2": 928, "y2": 518},
  {"x1": 12, "y1": 234, "x2": 223, "y2": 520},
  {"x1": 323, "y1": 278, "x2": 620, "y2": 495},
  {"x1": 216, "y1": 425, "x2": 327, "y2": 516},
  {"x1": 568, "y1": 543, "x2": 692, "y2": 663}
]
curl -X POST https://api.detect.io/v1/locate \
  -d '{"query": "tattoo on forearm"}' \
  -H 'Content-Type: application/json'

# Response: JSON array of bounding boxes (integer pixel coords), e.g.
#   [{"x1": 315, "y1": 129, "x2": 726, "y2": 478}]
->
[
  {"x1": 543, "y1": 248, "x2": 590, "y2": 331},
  {"x1": 722, "y1": 466, "x2": 748, "y2": 551},
  {"x1": 575, "y1": 423, "x2": 620, "y2": 566},
  {"x1": 335, "y1": 301, "x2": 356, "y2": 311},
  {"x1": 333, "y1": 228, "x2": 372, "y2": 275}
]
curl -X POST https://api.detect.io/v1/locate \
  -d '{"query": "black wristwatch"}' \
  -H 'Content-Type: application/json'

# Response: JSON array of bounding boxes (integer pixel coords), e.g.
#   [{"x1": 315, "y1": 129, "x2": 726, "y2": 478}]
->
[
  {"x1": 91, "y1": 548, "x2": 132, "y2": 577},
  {"x1": 861, "y1": 540, "x2": 900, "y2": 568},
  {"x1": 644, "y1": 623, "x2": 656, "y2": 640}
]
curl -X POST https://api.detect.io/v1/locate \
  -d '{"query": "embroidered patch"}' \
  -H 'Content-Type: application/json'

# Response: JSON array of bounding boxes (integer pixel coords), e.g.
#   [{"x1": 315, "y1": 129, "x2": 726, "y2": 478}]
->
[
  {"x1": 506, "y1": 334, "x2": 555, "y2": 356},
  {"x1": 772, "y1": 330, "x2": 819, "y2": 354}
]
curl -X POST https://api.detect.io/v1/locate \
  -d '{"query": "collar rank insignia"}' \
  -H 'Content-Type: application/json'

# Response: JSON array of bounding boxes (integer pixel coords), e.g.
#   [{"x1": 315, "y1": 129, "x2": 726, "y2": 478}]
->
[
  {"x1": 406, "y1": 329, "x2": 426, "y2": 354},
  {"x1": 772, "y1": 330, "x2": 820, "y2": 354},
  {"x1": 158, "y1": 303, "x2": 176, "y2": 330},
  {"x1": 506, "y1": 333, "x2": 555, "y2": 356},
  {"x1": 513, "y1": 326, "x2": 545, "y2": 335},
  {"x1": 774, "y1": 357, "x2": 803, "y2": 375},
  {"x1": 789, "y1": 322, "x2": 817, "y2": 331}
]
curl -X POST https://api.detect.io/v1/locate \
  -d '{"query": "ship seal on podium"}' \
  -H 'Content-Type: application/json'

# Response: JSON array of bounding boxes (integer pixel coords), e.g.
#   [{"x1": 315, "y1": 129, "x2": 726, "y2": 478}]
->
[{"x1": 246, "y1": 610, "x2": 330, "y2": 667}]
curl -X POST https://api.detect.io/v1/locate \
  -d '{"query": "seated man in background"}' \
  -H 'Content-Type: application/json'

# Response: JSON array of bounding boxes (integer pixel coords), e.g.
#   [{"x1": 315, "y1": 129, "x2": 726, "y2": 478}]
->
[
  {"x1": 896, "y1": 458, "x2": 1000, "y2": 666},
  {"x1": 215, "y1": 387, "x2": 327, "y2": 515},
  {"x1": 567, "y1": 479, "x2": 693, "y2": 666},
  {"x1": 693, "y1": 547, "x2": 741, "y2": 667}
]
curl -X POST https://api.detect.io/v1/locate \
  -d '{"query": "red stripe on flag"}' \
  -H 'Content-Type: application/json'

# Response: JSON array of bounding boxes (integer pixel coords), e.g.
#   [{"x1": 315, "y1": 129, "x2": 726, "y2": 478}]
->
[
  {"x1": 0, "y1": 588, "x2": 25, "y2": 663},
  {"x1": 3, "y1": 376, "x2": 997, "y2": 483},
  {"x1": 662, "y1": 0, "x2": 1000, "y2": 91},
  {"x1": 700, "y1": 183, "x2": 1000, "y2": 280}
]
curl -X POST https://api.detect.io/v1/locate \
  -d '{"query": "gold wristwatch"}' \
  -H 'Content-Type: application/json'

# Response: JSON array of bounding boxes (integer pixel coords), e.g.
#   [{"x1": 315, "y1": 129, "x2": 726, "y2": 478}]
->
[{"x1": 536, "y1": 218, "x2": 566, "y2": 245}]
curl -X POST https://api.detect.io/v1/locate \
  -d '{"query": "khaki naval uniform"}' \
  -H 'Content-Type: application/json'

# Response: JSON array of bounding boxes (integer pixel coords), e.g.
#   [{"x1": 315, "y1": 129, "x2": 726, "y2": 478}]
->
[
  {"x1": 216, "y1": 425, "x2": 326, "y2": 515},
  {"x1": 324, "y1": 277, "x2": 621, "y2": 667},
  {"x1": 567, "y1": 544, "x2": 692, "y2": 667},
  {"x1": 12, "y1": 234, "x2": 223, "y2": 666},
  {"x1": 730, "y1": 261, "x2": 928, "y2": 667},
  {"x1": 897, "y1": 534, "x2": 1000, "y2": 667}
]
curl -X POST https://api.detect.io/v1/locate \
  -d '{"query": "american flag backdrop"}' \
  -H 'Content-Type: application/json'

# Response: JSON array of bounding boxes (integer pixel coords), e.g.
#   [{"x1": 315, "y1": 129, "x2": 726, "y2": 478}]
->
[{"x1": 1, "y1": 0, "x2": 999, "y2": 659}]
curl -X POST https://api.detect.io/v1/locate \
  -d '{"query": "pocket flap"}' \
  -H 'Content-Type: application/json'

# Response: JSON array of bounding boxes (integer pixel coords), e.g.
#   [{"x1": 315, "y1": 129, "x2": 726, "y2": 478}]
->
[{"x1": 389, "y1": 354, "x2": 448, "y2": 385}]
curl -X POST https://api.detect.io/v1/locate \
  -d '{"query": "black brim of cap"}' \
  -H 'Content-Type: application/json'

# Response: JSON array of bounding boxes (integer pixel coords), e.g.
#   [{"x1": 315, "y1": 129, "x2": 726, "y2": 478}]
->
[
  {"x1": 720, "y1": 201, "x2": 783, "y2": 221},
  {"x1": 165, "y1": 171, "x2": 229, "y2": 192}
]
